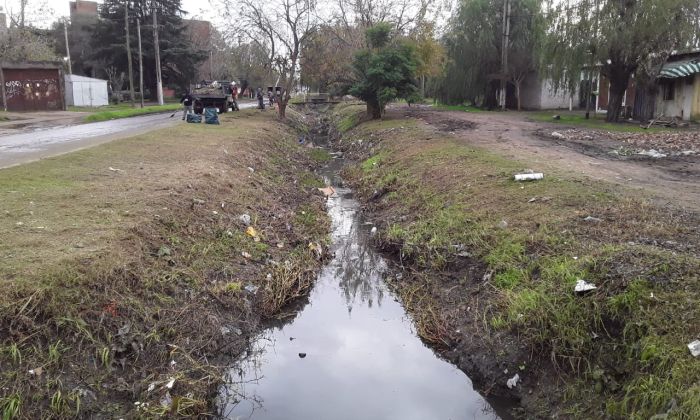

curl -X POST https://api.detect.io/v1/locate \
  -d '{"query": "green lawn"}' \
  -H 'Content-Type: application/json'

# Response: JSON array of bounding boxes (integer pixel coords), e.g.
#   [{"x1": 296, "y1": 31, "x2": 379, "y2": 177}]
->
[
  {"x1": 68, "y1": 104, "x2": 181, "y2": 122},
  {"x1": 527, "y1": 111, "x2": 668, "y2": 133},
  {"x1": 433, "y1": 104, "x2": 486, "y2": 113}
]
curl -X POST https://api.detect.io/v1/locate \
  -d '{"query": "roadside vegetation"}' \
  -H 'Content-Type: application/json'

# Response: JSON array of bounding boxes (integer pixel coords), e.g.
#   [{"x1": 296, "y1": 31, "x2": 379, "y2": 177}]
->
[
  {"x1": 0, "y1": 110, "x2": 329, "y2": 417},
  {"x1": 331, "y1": 102, "x2": 699, "y2": 419},
  {"x1": 71, "y1": 104, "x2": 182, "y2": 122}
]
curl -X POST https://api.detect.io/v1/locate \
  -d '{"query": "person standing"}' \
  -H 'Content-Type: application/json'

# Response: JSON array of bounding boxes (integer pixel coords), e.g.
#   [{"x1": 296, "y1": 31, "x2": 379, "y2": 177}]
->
[
  {"x1": 256, "y1": 88, "x2": 265, "y2": 110},
  {"x1": 180, "y1": 90, "x2": 195, "y2": 120},
  {"x1": 231, "y1": 83, "x2": 239, "y2": 111}
]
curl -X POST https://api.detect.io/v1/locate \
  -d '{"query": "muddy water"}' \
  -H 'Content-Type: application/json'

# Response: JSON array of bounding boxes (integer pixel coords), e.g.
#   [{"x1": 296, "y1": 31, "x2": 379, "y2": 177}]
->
[{"x1": 219, "y1": 156, "x2": 503, "y2": 419}]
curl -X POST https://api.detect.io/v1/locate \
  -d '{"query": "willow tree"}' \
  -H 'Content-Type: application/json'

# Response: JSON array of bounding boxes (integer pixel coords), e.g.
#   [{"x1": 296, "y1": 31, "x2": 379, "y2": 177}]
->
[
  {"x1": 544, "y1": 0, "x2": 700, "y2": 122},
  {"x1": 438, "y1": 0, "x2": 543, "y2": 108}
]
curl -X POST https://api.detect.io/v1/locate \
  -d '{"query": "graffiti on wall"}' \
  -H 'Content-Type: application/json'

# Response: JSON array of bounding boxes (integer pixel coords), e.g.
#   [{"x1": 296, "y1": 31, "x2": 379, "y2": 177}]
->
[{"x1": 5, "y1": 78, "x2": 59, "y2": 100}]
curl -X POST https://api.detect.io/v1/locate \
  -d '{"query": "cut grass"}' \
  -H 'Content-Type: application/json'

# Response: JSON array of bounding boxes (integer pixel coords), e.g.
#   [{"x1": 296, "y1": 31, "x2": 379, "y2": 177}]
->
[
  {"x1": 527, "y1": 111, "x2": 669, "y2": 133},
  {"x1": 0, "y1": 109, "x2": 330, "y2": 417},
  {"x1": 79, "y1": 104, "x2": 181, "y2": 122},
  {"x1": 434, "y1": 104, "x2": 486, "y2": 113},
  {"x1": 336, "y1": 106, "x2": 700, "y2": 418}
]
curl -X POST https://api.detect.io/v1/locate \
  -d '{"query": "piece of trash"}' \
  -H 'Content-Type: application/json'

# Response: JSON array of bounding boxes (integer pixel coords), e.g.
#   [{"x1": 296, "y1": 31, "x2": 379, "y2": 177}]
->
[
  {"x1": 246, "y1": 226, "x2": 258, "y2": 238},
  {"x1": 583, "y1": 216, "x2": 603, "y2": 223},
  {"x1": 457, "y1": 251, "x2": 472, "y2": 257},
  {"x1": 498, "y1": 220, "x2": 508, "y2": 229},
  {"x1": 226, "y1": 230, "x2": 233, "y2": 237},
  {"x1": 147, "y1": 383, "x2": 156, "y2": 393},
  {"x1": 241, "y1": 251, "x2": 252, "y2": 259},
  {"x1": 551, "y1": 131, "x2": 566, "y2": 139},
  {"x1": 298, "y1": 352, "x2": 307, "y2": 358},
  {"x1": 238, "y1": 214, "x2": 251, "y2": 225},
  {"x1": 308, "y1": 242, "x2": 323, "y2": 258},
  {"x1": 220, "y1": 326, "x2": 231, "y2": 336},
  {"x1": 574, "y1": 279, "x2": 597, "y2": 293},
  {"x1": 15, "y1": 222, "x2": 23, "y2": 226},
  {"x1": 276, "y1": 242, "x2": 284, "y2": 249},
  {"x1": 165, "y1": 378, "x2": 175, "y2": 389},
  {"x1": 514, "y1": 173, "x2": 544, "y2": 181},
  {"x1": 507, "y1": 373, "x2": 520, "y2": 389},
  {"x1": 318, "y1": 186, "x2": 336, "y2": 197},
  {"x1": 160, "y1": 392, "x2": 172, "y2": 408},
  {"x1": 638, "y1": 149, "x2": 667, "y2": 158},
  {"x1": 552, "y1": 115, "x2": 561, "y2": 120},
  {"x1": 688, "y1": 340, "x2": 700, "y2": 357},
  {"x1": 192, "y1": 198, "x2": 205, "y2": 205},
  {"x1": 370, "y1": 226, "x2": 378, "y2": 235},
  {"x1": 289, "y1": 337, "x2": 296, "y2": 341},
  {"x1": 247, "y1": 167, "x2": 255, "y2": 173},
  {"x1": 212, "y1": 211, "x2": 219, "y2": 215},
  {"x1": 28, "y1": 367, "x2": 43, "y2": 377},
  {"x1": 244, "y1": 284, "x2": 259, "y2": 294},
  {"x1": 108, "y1": 167, "x2": 123, "y2": 172}
]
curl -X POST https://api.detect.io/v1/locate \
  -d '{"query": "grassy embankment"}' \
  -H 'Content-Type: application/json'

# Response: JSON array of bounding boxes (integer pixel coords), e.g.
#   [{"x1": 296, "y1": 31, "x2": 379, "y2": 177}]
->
[
  {"x1": 0, "y1": 109, "x2": 330, "y2": 417},
  {"x1": 68, "y1": 104, "x2": 181, "y2": 122},
  {"x1": 331, "y1": 102, "x2": 699, "y2": 418}
]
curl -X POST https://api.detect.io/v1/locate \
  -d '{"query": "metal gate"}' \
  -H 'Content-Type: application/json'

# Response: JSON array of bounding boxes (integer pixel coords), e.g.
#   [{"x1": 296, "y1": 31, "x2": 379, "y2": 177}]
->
[{"x1": 2, "y1": 68, "x2": 63, "y2": 111}]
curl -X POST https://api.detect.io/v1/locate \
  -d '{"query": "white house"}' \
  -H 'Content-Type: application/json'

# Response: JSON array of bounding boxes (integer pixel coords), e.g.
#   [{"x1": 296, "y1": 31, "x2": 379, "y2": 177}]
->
[{"x1": 64, "y1": 74, "x2": 108, "y2": 107}]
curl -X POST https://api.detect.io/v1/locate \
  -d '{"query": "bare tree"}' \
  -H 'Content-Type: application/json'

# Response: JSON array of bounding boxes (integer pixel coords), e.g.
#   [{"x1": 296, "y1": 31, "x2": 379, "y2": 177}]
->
[{"x1": 232, "y1": 0, "x2": 316, "y2": 119}]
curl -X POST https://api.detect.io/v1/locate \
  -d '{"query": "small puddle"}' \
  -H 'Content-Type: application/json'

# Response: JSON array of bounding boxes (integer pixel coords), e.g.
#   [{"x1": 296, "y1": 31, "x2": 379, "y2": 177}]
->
[{"x1": 219, "y1": 128, "x2": 507, "y2": 419}]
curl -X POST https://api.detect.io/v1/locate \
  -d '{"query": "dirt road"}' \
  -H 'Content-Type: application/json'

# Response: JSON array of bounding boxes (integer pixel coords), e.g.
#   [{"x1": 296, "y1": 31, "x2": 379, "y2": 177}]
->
[{"x1": 407, "y1": 107, "x2": 700, "y2": 211}]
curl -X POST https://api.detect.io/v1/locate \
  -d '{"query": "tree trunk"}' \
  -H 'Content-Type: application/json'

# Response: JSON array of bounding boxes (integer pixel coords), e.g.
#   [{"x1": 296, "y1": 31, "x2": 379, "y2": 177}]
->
[
  {"x1": 605, "y1": 66, "x2": 633, "y2": 122},
  {"x1": 278, "y1": 101, "x2": 287, "y2": 118},
  {"x1": 515, "y1": 81, "x2": 521, "y2": 111},
  {"x1": 367, "y1": 100, "x2": 382, "y2": 119},
  {"x1": 633, "y1": 82, "x2": 658, "y2": 123}
]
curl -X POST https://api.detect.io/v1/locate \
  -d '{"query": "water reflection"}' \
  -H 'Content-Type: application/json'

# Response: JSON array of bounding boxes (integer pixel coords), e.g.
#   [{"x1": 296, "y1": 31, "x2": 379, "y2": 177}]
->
[{"x1": 218, "y1": 164, "x2": 502, "y2": 420}]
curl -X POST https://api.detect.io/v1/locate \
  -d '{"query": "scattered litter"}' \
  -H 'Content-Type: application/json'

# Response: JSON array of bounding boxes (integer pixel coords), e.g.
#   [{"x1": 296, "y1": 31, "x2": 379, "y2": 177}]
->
[
  {"x1": 370, "y1": 226, "x2": 378, "y2": 235},
  {"x1": 551, "y1": 131, "x2": 566, "y2": 139},
  {"x1": 457, "y1": 251, "x2": 472, "y2": 257},
  {"x1": 318, "y1": 186, "x2": 336, "y2": 197},
  {"x1": 498, "y1": 220, "x2": 508, "y2": 229},
  {"x1": 247, "y1": 167, "x2": 255, "y2": 173},
  {"x1": 308, "y1": 242, "x2": 323, "y2": 259},
  {"x1": 583, "y1": 216, "x2": 603, "y2": 223},
  {"x1": 514, "y1": 173, "x2": 544, "y2": 181},
  {"x1": 165, "y1": 378, "x2": 176, "y2": 389},
  {"x1": 28, "y1": 367, "x2": 43, "y2": 377},
  {"x1": 108, "y1": 167, "x2": 123, "y2": 172},
  {"x1": 246, "y1": 226, "x2": 259, "y2": 239},
  {"x1": 244, "y1": 284, "x2": 259, "y2": 294},
  {"x1": 192, "y1": 198, "x2": 205, "y2": 205},
  {"x1": 528, "y1": 196, "x2": 552, "y2": 203},
  {"x1": 238, "y1": 214, "x2": 251, "y2": 225},
  {"x1": 226, "y1": 230, "x2": 233, "y2": 237},
  {"x1": 241, "y1": 251, "x2": 252, "y2": 259},
  {"x1": 160, "y1": 391, "x2": 172, "y2": 408},
  {"x1": 552, "y1": 115, "x2": 561, "y2": 120},
  {"x1": 483, "y1": 271, "x2": 493, "y2": 282},
  {"x1": 298, "y1": 352, "x2": 307, "y2": 358},
  {"x1": 507, "y1": 373, "x2": 520, "y2": 389},
  {"x1": 637, "y1": 149, "x2": 667, "y2": 158},
  {"x1": 688, "y1": 340, "x2": 700, "y2": 357},
  {"x1": 233, "y1": 327, "x2": 243, "y2": 336},
  {"x1": 574, "y1": 279, "x2": 597, "y2": 293},
  {"x1": 277, "y1": 242, "x2": 284, "y2": 249},
  {"x1": 147, "y1": 383, "x2": 156, "y2": 393},
  {"x1": 15, "y1": 222, "x2": 23, "y2": 226},
  {"x1": 212, "y1": 210, "x2": 219, "y2": 215},
  {"x1": 289, "y1": 337, "x2": 296, "y2": 341},
  {"x1": 220, "y1": 326, "x2": 231, "y2": 336}
]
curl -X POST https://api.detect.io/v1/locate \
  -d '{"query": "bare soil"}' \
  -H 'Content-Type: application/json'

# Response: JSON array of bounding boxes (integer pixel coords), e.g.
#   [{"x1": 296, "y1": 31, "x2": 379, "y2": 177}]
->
[{"x1": 405, "y1": 106, "x2": 700, "y2": 211}]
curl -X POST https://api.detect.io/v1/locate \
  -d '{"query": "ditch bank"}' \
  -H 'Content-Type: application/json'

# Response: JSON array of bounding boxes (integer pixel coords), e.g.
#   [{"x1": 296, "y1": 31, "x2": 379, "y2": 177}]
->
[
  {"x1": 0, "y1": 110, "x2": 331, "y2": 417},
  {"x1": 327, "y1": 102, "x2": 700, "y2": 419}
]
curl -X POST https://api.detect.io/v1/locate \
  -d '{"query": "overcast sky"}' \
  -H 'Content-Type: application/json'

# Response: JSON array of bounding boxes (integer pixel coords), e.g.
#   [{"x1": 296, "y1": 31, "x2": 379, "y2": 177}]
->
[{"x1": 2, "y1": 0, "x2": 223, "y2": 27}]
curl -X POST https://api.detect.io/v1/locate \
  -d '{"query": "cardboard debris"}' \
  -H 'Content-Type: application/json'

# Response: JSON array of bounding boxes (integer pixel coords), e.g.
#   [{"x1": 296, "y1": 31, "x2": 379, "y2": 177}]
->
[{"x1": 318, "y1": 186, "x2": 336, "y2": 197}]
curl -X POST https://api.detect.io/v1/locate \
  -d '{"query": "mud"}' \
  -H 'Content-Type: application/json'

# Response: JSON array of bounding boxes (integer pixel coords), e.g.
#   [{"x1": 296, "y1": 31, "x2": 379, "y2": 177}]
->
[{"x1": 403, "y1": 106, "x2": 700, "y2": 211}]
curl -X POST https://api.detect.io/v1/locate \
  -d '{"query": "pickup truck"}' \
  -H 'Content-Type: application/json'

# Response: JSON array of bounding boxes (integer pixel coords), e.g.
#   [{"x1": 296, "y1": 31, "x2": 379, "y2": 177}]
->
[{"x1": 192, "y1": 81, "x2": 237, "y2": 113}]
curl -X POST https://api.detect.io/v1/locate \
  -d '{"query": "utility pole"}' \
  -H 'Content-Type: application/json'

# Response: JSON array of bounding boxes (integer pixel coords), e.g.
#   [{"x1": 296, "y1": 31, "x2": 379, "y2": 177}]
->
[
  {"x1": 125, "y1": 1, "x2": 136, "y2": 107},
  {"x1": 585, "y1": 0, "x2": 599, "y2": 119},
  {"x1": 63, "y1": 18, "x2": 72, "y2": 75},
  {"x1": 500, "y1": 0, "x2": 510, "y2": 110},
  {"x1": 152, "y1": 1, "x2": 164, "y2": 105},
  {"x1": 137, "y1": 19, "x2": 144, "y2": 108}
]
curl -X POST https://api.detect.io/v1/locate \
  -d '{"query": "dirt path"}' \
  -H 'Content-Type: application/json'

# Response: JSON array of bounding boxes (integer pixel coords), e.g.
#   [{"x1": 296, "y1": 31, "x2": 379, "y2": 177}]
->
[{"x1": 405, "y1": 107, "x2": 700, "y2": 211}]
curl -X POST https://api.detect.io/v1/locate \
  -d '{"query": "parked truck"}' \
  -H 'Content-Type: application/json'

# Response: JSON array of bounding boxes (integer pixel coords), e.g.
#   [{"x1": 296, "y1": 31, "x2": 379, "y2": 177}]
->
[{"x1": 192, "y1": 81, "x2": 237, "y2": 114}]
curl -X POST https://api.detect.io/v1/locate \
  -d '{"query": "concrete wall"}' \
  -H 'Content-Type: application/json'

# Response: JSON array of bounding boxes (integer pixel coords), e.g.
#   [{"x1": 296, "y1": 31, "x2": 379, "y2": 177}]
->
[{"x1": 519, "y1": 74, "x2": 574, "y2": 110}]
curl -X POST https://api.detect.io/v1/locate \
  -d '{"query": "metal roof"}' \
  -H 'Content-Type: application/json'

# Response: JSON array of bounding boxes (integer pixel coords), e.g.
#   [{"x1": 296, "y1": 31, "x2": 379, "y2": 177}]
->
[{"x1": 659, "y1": 59, "x2": 700, "y2": 78}]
